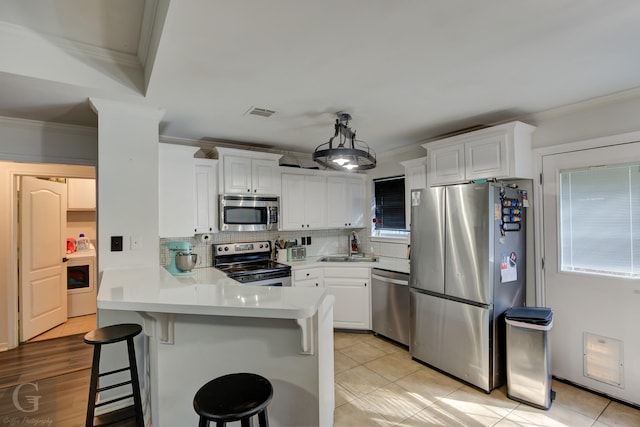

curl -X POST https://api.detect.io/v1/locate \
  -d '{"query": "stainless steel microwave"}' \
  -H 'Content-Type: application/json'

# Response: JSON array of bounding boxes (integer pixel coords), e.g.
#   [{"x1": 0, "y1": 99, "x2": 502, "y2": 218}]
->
[{"x1": 219, "y1": 194, "x2": 279, "y2": 232}]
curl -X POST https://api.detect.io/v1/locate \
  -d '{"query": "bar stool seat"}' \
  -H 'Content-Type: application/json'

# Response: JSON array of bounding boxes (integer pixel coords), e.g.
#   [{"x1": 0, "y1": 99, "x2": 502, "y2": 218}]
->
[
  {"x1": 193, "y1": 373, "x2": 273, "y2": 427},
  {"x1": 84, "y1": 323, "x2": 144, "y2": 427}
]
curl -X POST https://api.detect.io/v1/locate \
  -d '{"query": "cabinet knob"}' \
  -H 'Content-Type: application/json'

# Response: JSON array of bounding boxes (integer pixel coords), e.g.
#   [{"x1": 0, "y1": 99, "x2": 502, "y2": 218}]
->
[
  {"x1": 247, "y1": 189, "x2": 250, "y2": 192},
  {"x1": 315, "y1": 283, "x2": 318, "y2": 287},
  {"x1": 306, "y1": 273, "x2": 310, "y2": 277},
  {"x1": 254, "y1": 189, "x2": 257, "y2": 193}
]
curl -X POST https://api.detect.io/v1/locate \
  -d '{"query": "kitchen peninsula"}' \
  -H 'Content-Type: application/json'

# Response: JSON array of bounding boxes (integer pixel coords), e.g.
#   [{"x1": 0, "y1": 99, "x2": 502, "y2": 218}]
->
[{"x1": 97, "y1": 266, "x2": 335, "y2": 427}]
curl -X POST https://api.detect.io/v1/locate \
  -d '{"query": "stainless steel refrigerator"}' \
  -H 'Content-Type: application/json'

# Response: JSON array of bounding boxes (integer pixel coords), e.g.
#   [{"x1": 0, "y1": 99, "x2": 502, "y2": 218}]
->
[{"x1": 409, "y1": 182, "x2": 527, "y2": 392}]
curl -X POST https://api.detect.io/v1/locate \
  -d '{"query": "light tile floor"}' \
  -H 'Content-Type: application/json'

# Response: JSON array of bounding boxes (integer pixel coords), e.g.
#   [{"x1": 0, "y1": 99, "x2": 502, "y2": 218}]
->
[
  {"x1": 28, "y1": 313, "x2": 96, "y2": 342},
  {"x1": 334, "y1": 331, "x2": 640, "y2": 427}
]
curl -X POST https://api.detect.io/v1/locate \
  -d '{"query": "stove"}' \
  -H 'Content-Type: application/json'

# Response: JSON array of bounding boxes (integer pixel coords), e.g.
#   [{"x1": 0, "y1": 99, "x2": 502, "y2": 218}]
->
[{"x1": 213, "y1": 241, "x2": 291, "y2": 286}]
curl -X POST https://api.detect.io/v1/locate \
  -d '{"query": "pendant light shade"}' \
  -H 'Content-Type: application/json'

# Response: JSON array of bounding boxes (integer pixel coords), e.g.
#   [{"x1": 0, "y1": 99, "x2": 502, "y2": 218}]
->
[{"x1": 312, "y1": 112, "x2": 376, "y2": 171}]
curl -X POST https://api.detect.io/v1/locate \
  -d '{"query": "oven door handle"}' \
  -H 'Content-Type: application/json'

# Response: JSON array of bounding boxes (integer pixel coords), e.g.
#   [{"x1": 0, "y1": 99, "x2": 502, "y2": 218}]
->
[{"x1": 62, "y1": 257, "x2": 69, "y2": 263}]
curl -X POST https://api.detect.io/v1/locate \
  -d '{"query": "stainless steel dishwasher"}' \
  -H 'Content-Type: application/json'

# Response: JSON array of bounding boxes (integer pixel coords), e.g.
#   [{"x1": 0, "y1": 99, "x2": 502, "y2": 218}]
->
[{"x1": 371, "y1": 268, "x2": 410, "y2": 346}]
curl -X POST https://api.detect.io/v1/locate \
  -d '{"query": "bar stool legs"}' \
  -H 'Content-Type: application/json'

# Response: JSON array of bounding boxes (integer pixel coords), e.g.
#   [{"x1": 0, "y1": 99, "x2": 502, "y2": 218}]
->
[{"x1": 84, "y1": 324, "x2": 145, "y2": 427}]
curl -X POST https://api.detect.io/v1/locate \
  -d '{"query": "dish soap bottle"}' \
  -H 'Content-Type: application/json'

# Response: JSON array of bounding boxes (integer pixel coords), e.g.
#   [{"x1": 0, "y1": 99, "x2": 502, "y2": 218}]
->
[{"x1": 76, "y1": 233, "x2": 90, "y2": 251}]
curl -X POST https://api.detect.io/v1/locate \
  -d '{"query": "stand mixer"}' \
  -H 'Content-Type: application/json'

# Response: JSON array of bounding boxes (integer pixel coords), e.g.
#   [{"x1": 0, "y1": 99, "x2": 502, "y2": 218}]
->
[{"x1": 168, "y1": 241, "x2": 197, "y2": 276}]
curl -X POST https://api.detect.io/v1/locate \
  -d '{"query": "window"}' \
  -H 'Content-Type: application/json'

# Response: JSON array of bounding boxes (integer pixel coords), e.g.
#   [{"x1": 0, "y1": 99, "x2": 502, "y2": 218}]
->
[
  {"x1": 560, "y1": 163, "x2": 640, "y2": 278},
  {"x1": 373, "y1": 176, "x2": 406, "y2": 231}
]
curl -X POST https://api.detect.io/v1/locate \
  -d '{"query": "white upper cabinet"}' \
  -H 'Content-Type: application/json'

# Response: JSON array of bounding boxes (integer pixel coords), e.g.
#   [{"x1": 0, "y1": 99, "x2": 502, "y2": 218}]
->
[
  {"x1": 67, "y1": 178, "x2": 96, "y2": 211},
  {"x1": 159, "y1": 143, "x2": 199, "y2": 238},
  {"x1": 193, "y1": 159, "x2": 218, "y2": 234},
  {"x1": 423, "y1": 121, "x2": 536, "y2": 186},
  {"x1": 217, "y1": 147, "x2": 282, "y2": 195},
  {"x1": 326, "y1": 176, "x2": 365, "y2": 228},
  {"x1": 401, "y1": 156, "x2": 428, "y2": 191},
  {"x1": 281, "y1": 172, "x2": 327, "y2": 230}
]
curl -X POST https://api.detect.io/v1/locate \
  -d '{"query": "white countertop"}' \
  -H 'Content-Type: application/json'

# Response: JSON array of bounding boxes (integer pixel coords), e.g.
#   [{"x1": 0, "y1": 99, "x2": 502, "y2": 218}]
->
[
  {"x1": 97, "y1": 266, "x2": 328, "y2": 319},
  {"x1": 285, "y1": 255, "x2": 410, "y2": 274}
]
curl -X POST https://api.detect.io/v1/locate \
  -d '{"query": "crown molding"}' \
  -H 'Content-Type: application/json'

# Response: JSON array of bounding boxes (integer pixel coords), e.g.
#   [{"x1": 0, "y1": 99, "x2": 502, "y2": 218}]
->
[
  {"x1": 0, "y1": 21, "x2": 142, "y2": 69},
  {"x1": 0, "y1": 115, "x2": 97, "y2": 136},
  {"x1": 159, "y1": 134, "x2": 313, "y2": 159}
]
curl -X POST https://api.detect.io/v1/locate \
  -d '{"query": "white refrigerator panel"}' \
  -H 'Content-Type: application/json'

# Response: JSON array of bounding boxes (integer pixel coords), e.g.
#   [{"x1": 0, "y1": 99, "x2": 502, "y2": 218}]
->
[
  {"x1": 410, "y1": 290, "x2": 492, "y2": 392},
  {"x1": 409, "y1": 188, "x2": 445, "y2": 294}
]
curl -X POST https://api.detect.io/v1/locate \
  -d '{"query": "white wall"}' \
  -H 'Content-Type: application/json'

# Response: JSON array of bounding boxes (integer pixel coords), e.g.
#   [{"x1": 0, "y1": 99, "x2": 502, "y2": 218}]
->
[
  {"x1": 90, "y1": 98, "x2": 164, "y2": 270},
  {"x1": 528, "y1": 89, "x2": 640, "y2": 149}
]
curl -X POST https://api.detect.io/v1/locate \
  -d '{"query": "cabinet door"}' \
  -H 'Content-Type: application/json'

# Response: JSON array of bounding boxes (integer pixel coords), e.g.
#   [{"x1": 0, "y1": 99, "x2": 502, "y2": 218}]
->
[
  {"x1": 193, "y1": 159, "x2": 217, "y2": 234},
  {"x1": 223, "y1": 156, "x2": 252, "y2": 193},
  {"x1": 251, "y1": 159, "x2": 277, "y2": 195},
  {"x1": 429, "y1": 145, "x2": 465, "y2": 186},
  {"x1": 347, "y1": 178, "x2": 364, "y2": 227},
  {"x1": 465, "y1": 134, "x2": 508, "y2": 180},
  {"x1": 159, "y1": 144, "x2": 198, "y2": 237},
  {"x1": 406, "y1": 163, "x2": 427, "y2": 190},
  {"x1": 326, "y1": 177, "x2": 349, "y2": 228},
  {"x1": 305, "y1": 175, "x2": 327, "y2": 229},
  {"x1": 67, "y1": 178, "x2": 96, "y2": 210},
  {"x1": 325, "y1": 278, "x2": 370, "y2": 329},
  {"x1": 281, "y1": 173, "x2": 306, "y2": 230}
]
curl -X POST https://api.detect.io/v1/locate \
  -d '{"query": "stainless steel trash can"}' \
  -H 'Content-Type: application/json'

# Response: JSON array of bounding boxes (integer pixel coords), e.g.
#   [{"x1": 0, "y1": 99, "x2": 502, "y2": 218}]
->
[{"x1": 505, "y1": 307, "x2": 554, "y2": 410}]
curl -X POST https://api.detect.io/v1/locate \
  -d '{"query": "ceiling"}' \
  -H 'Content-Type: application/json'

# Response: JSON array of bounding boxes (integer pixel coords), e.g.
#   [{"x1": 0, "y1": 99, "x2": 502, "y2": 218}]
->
[{"x1": 2, "y1": 0, "x2": 640, "y2": 156}]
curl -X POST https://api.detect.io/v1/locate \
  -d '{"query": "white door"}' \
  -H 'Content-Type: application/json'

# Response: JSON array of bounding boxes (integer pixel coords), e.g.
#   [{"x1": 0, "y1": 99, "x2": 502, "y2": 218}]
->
[
  {"x1": 542, "y1": 142, "x2": 640, "y2": 404},
  {"x1": 19, "y1": 177, "x2": 68, "y2": 341}
]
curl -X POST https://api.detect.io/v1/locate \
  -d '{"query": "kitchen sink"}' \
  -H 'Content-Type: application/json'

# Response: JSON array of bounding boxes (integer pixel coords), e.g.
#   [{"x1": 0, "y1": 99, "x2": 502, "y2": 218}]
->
[{"x1": 319, "y1": 255, "x2": 379, "y2": 263}]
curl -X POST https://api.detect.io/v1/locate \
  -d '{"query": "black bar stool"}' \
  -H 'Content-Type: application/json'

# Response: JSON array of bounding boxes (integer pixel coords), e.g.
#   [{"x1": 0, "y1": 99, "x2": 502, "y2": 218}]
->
[
  {"x1": 193, "y1": 373, "x2": 273, "y2": 427},
  {"x1": 84, "y1": 323, "x2": 144, "y2": 427}
]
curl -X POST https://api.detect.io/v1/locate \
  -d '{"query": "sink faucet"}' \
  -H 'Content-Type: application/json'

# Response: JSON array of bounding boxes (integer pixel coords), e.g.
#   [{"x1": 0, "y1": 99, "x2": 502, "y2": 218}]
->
[{"x1": 349, "y1": 231, "x2": 360, "y2": 256}]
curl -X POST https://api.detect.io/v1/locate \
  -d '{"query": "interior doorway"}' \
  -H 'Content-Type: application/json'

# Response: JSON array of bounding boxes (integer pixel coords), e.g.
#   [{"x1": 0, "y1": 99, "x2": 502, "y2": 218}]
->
[
  {"x1": 0, "y1": 161, "x2": 96, "y2": 350},
  {"x1": 18, "y1": 174, "x2": 98, "y2": 343}
]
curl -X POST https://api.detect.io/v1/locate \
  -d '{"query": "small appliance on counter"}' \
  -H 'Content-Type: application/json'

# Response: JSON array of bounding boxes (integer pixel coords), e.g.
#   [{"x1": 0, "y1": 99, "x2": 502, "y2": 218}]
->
[
  {"x1": 168, "y1": 241, "x2": 198, "y2": 276},
  {"x1": 287, "y1": 246, "x2": 306, "y2": 262}
]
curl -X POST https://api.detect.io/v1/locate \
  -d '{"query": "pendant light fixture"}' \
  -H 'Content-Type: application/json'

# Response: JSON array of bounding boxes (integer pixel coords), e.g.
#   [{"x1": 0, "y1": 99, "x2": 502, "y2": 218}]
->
[{"x1": 312, "y1": 112, "x2": 376, "y2": 171}]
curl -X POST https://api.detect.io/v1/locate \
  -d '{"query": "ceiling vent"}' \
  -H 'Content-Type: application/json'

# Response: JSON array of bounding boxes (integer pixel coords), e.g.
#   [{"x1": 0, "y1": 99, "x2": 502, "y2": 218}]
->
[{"x1": 245, "y1": 107, "x2": 276, "y2": 118}]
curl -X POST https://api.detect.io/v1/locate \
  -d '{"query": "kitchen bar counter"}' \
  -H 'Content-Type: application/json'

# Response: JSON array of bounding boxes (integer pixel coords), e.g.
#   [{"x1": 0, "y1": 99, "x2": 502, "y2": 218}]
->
[
  {"x1": 97, "y1": 266, "x2": 334, "y2": 427},
  {"x1": 98, "y1": 266, "x2": 327, "y2": 319}
]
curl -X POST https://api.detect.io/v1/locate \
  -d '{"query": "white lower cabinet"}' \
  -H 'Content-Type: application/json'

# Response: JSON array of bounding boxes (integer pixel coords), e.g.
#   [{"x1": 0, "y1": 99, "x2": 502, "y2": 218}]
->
[
  {"x1": 292, "y1": 267, "x2": 323, "y2": 288},
  {"x1": 324, "y1": 267, "x2": 370, "y2": 330}
]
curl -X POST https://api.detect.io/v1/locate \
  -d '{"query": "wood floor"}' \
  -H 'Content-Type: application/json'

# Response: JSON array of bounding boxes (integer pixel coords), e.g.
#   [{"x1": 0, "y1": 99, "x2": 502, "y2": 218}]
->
[{"x1": 0, "y1": 334, "x2": 137, "y2": 427}]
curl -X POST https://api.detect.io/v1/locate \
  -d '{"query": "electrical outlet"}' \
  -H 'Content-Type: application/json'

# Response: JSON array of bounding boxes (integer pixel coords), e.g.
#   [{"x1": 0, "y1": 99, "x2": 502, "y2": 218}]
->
[
  {"x1": 111, "y1": 236, "x2": 123, "y2": 252},
  {"x1": 130, "y1": 236, "x2": 142, "y2": 251}
]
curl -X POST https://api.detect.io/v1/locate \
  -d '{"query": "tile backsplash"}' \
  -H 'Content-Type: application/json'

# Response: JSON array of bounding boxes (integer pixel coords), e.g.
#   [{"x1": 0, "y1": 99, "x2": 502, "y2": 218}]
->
[{"x1": 160, "y1": 229, "x2": 359, "y2": 269}]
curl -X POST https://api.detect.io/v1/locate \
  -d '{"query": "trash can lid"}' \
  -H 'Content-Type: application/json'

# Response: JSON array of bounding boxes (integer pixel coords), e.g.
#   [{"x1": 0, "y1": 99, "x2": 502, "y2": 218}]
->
[{"x1": 506, "y1": 307, "x2": 553, "y2": 325}]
